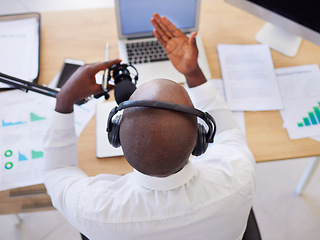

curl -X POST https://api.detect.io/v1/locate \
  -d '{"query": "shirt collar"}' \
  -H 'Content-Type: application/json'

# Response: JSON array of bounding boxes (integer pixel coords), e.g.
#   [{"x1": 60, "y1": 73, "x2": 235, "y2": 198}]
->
[{"x1": 133, "y1": 161, "x2": 195, "y2": 191}]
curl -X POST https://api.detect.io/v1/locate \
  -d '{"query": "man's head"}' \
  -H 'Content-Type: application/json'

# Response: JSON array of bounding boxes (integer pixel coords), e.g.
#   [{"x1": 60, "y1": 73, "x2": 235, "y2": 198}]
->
[{"x1": 119, "y1": 79, "x2": 197, "y2": 177}]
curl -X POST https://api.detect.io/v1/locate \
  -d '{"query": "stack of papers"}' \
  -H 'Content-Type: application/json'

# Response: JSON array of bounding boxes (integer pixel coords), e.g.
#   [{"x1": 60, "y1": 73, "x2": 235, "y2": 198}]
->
[
  {"x1": 217, "y1": 44, "x2": 320, "y2": 141},
  {"x1": 217, "y1": 43, "x2": 320, "y2": 141},
  {"x1": 217, "y1": 44, "x2": 283, "y2": 111},
  {"x1": 0, "y1": 16, "x2": 39, "y2": 88}
]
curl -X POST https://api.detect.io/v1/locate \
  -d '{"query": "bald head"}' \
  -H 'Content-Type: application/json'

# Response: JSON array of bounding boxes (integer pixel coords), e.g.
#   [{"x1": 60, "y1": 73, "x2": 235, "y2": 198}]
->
[{"x1": 119, "y1": 79, "x2": 197, "y2": 177}]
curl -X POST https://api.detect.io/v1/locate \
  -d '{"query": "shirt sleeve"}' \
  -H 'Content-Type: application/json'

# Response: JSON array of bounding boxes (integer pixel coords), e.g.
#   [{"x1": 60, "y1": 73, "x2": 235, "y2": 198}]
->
[
  {"x1": 43, "y1": 111, "x2": 78, "y2": 171},
  {"x1": 185, "y1": 81, "x2": 238, "y2": 134},
  {"x1": 43, "y1": 111, "x2": 87, "y2": 227},
  {"x1": 185, "y1": 82, "x2": 255, "y2": 165}
]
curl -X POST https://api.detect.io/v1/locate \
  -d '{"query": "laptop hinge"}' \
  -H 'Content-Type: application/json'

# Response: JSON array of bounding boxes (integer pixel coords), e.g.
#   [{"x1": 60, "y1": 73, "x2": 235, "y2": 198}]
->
[
  {"x1": 127, "y1": 31, "x2": 191, "y2": 41},
  {"x1": 127, "y1": 36, "x2": 153, "y2": 40}
]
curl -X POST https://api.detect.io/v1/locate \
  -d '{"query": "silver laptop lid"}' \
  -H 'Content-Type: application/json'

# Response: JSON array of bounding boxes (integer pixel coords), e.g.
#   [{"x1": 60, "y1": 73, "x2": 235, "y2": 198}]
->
[{"x1": 115, "y1": 0, "x2": 201, "y2": 40}]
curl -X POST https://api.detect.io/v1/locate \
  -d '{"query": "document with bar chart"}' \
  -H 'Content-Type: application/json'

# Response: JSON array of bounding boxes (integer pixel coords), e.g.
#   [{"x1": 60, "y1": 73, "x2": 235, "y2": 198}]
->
[
  {"x1": 0, "y1": 89, "x2": 102, "y2": 191},
  {"x1": 277, "y1": 64, "x2": 320, "y2": 140},
  {"x1": 0, "y1": 91, "x2": 54, "y2": 191}
]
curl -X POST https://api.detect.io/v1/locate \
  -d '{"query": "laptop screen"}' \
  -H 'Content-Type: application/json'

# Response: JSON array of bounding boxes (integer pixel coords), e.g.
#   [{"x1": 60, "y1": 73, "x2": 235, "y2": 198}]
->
[{"x1": 116, "y1": 0, "x2": 200, "y2": 39}]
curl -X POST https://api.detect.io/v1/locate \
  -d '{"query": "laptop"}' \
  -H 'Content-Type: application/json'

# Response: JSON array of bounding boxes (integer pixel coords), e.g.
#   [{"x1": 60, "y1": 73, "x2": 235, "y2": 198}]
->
[{"x1": 115, "y1": 0, "x2": 211, "y2": 86}]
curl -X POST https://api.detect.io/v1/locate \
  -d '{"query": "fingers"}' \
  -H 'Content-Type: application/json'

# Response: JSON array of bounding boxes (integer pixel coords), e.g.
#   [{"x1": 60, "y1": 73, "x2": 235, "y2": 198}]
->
[
  {"x1": 152, "y1": 13, "x2": 183, "y2": 37},
  {"x1": 151, "y1": 13, "x2": 173, "y2": 41},
  {"x1": 151, "y1": 13, "x2": 186, "y2": 48},
  {"x1": 153, "y1": 29, "x2": 166, "y2": 46},
  {"x1": 151, "y1": 20, "x2": 169, "y2": 46},
  {"x1": 161, "y1": 16, "x2": 183, "y2": 37},
  {"x1": 189, "y1": 32, "x2": 198, "y2": 46},
  {"x1": 89, "y1": 59, "x2": 122, "y2": 73}
]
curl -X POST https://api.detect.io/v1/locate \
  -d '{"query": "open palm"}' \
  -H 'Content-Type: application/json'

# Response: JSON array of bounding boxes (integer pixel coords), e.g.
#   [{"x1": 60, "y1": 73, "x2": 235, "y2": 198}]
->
[{"x1": 151, "y1": 13, "x2": 199, "y2": 76}]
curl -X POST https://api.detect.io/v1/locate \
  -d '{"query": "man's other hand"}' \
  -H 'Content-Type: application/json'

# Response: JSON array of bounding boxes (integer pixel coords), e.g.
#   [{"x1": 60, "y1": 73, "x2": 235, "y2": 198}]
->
[{"x1": 55, "y1": 59, "x2": 121, "y2": 113}]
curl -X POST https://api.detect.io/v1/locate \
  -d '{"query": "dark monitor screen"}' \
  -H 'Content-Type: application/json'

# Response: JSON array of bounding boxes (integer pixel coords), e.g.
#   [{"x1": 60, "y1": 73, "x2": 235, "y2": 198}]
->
[
  {"x1": 226, "y1": 0, "x2": 320, "y2": 56},
  {"x1": 248, "y1": 0, "x2": 320, "y2": 33}
]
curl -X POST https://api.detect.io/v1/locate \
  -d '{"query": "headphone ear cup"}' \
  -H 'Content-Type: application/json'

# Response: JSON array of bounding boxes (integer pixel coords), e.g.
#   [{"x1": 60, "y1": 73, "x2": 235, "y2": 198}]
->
[
  {"x1": 107, "y1": 114, "x2": 122, "y2": 148},
  {"x1": 192, "y1": 124, "x2": 209, "y2": 156}
]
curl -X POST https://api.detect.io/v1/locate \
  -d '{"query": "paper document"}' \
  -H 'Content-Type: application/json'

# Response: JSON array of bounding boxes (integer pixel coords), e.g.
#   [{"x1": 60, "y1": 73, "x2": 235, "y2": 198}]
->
[
  {"x1": 208, "y1": 79, "x2": 246, "y2": 134},
  {"x1": 217, "y1": 44, "x2": 283, "y2": 111},
  {"x1": 0, "y1": 91, "x2": 53, "y2": 191},
  {"x1": 276, "y1": 64, "x2": 320, "y2": 140},
  {"x1": 0, "y1": 89, "x2": 102, "y2": 191},
  {"x1": 0, "y1": 17, "x2": 39, "y2": 88}
]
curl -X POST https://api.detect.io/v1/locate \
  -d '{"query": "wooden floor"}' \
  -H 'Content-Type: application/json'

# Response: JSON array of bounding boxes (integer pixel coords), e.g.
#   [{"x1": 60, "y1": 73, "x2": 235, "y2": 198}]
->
[{"x1": 1, "y1": 0, "x2": 320, "y2": 239}]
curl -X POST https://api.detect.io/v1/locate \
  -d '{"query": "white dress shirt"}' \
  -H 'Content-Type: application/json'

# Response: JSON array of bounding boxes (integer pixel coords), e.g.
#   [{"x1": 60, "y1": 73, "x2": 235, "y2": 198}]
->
[{"x1": 43, "y1": 81, "x2": 255, "y2": 240}]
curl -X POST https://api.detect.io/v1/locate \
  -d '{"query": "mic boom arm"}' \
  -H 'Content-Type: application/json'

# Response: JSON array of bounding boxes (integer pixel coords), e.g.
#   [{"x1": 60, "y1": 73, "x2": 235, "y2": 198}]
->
[
  {"x1": 0, "y1": 72, "x2": 88, "y2": 105},
  {"x1": 0, "y1": 72, "x2": 58, "y2": 97},
  {"x1": 0, "y1": 63, "x2": 138, "y2": 105}
]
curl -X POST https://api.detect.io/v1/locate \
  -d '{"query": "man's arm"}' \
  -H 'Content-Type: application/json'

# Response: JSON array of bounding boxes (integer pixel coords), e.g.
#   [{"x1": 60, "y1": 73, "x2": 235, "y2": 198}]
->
[
  {"x1": 44, "y1": 59, "x2": 121, "y2": 170},
  {"x1": 151, "y1": 14, "x2": 254, "y2": 164},
  {"x1": 151, "y1": 14, "x2": 237, "y2": 133},
  {"x1": 43, "y1": 59, "x2": 121, "y2": 219}
]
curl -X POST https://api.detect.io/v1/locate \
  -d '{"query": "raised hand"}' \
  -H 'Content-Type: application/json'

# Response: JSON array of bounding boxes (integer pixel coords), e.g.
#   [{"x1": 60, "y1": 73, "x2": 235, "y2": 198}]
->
[
  {"x1": 151, "y1": 13, "x2": 199, "y2": 75},
  {"x1": 151, "y1": 13, "x2": 206, "y2": 87}
]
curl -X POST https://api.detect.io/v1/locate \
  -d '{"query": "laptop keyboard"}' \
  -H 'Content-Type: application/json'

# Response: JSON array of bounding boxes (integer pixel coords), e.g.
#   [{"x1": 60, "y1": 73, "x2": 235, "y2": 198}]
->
[{"x1": 126, "y1": 40, "x2": 169, "y2": 65}]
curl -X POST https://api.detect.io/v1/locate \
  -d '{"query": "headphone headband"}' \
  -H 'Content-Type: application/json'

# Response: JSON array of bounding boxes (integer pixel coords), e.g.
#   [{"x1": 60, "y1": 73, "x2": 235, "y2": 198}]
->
[
  {"x1": 118, "y1": 100, "x2": 205, "y2": 117},
  {"x1": 108, "y1": 100, "x2": 216, "y2": 143}
]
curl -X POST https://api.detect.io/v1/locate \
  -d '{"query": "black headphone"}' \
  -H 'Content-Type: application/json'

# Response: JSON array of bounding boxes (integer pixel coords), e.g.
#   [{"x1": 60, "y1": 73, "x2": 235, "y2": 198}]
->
[{"x1": 106, "y1": 100, "x2": 216, "y2": 156}]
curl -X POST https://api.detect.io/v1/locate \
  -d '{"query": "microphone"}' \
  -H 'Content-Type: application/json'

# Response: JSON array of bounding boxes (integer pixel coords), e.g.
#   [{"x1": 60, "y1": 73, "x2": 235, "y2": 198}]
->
[{"x1": 114, "y1": 80, "x2": 137, "y2": 105}]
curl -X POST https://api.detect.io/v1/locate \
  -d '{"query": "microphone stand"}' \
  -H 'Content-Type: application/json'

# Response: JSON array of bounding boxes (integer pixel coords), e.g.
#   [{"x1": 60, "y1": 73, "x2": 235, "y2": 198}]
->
[
  {"x1": 0, "y1": 72, "x2": 87, "y2": 105},
  {"x1": 0, "y1": 63, "x2": 138, "y2": 105}
]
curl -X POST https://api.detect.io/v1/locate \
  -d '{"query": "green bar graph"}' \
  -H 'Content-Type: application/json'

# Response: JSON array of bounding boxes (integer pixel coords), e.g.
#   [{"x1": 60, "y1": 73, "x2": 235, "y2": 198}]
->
[
  {"x1": 297, "y1": 101, "x2": 320, "y2": 127},
  {"x1": 32, "y1": 150, "x2": 44, "y2": 159},
  {"x1": 303, "y1": 117, "x2": 311, "y2": 126},
  {"x1": 308, "y1": 112, "x2": 317, "y2": 125},
  {"x1": 297, "y1": 122, "x2": 304, "y2": 127},
  {"x1": 30, "y1": 112, "x2": 45, "y2": 122},
  {"x1": 316, "y1": 107, "x2": 320, "y2": 122}
]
